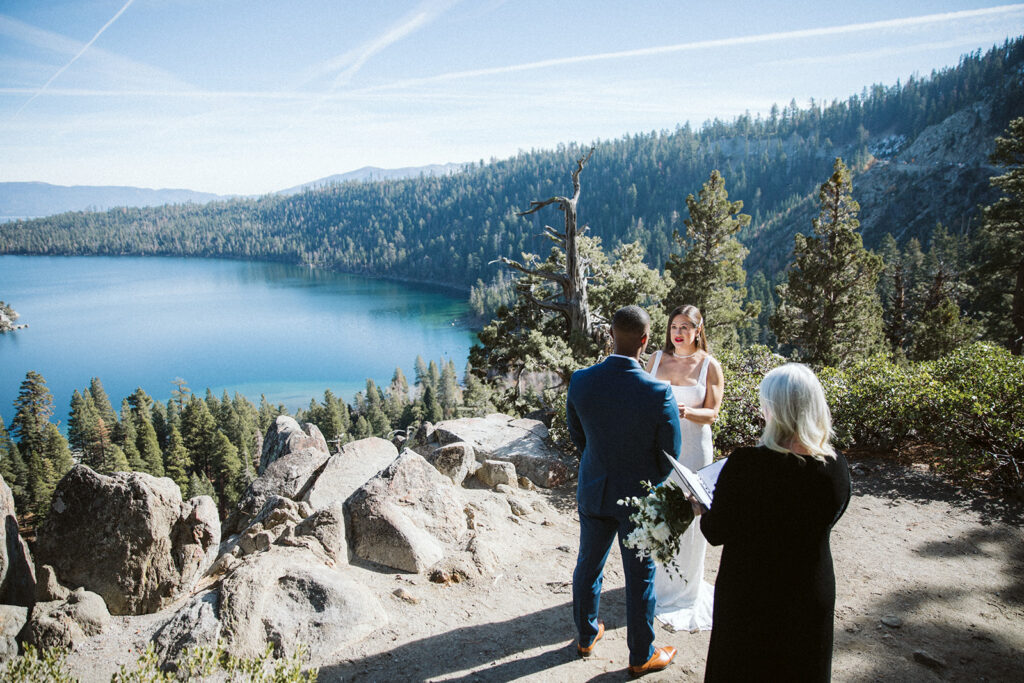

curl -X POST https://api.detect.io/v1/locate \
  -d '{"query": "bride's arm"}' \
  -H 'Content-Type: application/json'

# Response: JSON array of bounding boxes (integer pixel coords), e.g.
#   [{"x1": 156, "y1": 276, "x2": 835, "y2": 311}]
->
[{"x1": 681, "y1": 358, "x2": 724, "y2": 425}]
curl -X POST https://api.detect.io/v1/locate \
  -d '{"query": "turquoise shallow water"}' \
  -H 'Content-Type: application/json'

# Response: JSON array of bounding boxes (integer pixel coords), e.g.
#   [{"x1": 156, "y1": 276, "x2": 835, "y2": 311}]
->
[{"x1": 0, "y1": 255, "x2": 475, "y2": 428}]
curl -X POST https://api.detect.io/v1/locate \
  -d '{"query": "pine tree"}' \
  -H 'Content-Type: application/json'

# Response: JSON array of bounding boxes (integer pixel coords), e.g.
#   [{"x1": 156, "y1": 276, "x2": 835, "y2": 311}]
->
[
  {"x1": 421, "y1": 385, "x2": 444, "y2": 424},
  {"x1": 88, "y1": 378, "x2": 118, "y2": 428},
  {"x1": 0, "y1": 415, "x2": 28, "y2": 507},
  {"x1": 186, "y1": 472, "x2": 217, "y2": 502},
  {"x1": 125, "y1": 389, "x2": 163, "y2": 475},
  {"x1": 211, "y1": 431, "x2": 245, "y2": 512},
  {"x1": 83, "y1": 416, "x2": 116, "y2": 473},
  {"x1": 587, "y1": 240, "x2": 669, "y2": 325},
  {"x1": 351, "y1": 415, "x2": 372, "y2": 440},
  {"x1": 462, "y1": 363, "x2": 498, "y2": 416},
  {"x1": 665, "y1": 170, "x2": 758, "y2": 349},
  {"x1": 977, "y1": 116, "x2": 1024, "y2": 354},
  {"x1": 33, "y1": 424, "x2": 72, "y2": 516},
  {"x1": 437, "y1": 361, "x2": 462, "y2": 420},
  {"x1": 772, "y1": 158, "x2": 885, "y2": 365},
  {"x1": 118, "y1": 399, "x2": 146, "y2": 472},
  {"x1": 180, "y1": 395, "x2": 219, "y2": 481},
  {"x1": 363, "y1": 379, "x2": 390, "y2": 436},
  {"x1": 150, "y1": 398, "x2": 171, "y2": 449},
  {"x1": 384, "y1": 369, "x2": 411, "y2": 425},
  {"x1": 163, "y1": 426, "x2": 191, "y2": 492},
  {"x1": 170, "y1": 378, "x2": 191, "y2": 414},
  {"x1": 414, "y1": 356, "x2": 430, "y2": 393},
  {"x1": 11, "y1": 371, "x2": 58, "y2": 511},
  {"x1": 108, "y1": 443, "x2": 130, "y2": 473}
]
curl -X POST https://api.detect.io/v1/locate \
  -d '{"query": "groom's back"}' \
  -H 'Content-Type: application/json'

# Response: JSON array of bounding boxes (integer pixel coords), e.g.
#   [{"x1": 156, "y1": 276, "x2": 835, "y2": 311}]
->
[{"x1": 567, "y1": 356, "x2": 681, "y2": 516}]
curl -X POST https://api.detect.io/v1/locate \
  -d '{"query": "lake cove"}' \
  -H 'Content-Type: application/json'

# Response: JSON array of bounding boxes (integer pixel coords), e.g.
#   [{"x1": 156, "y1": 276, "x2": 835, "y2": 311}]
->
[{"x1": 0, "y1": 255, "x2": 475, "y2": 428}]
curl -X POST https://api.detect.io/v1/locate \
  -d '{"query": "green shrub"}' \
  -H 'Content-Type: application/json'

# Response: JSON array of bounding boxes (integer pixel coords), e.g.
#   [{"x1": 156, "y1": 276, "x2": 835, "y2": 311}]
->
[
  {"x1": 0, "y1": 645, "x2": 74, "y2": 683},
  {"x1": 553, "y1": 342, "x2": 1023, "y2": 497},
  {"x1": 1, "y1": 641, "x2": 317, "y2": 683},
  {"x1": 819, "y1": 355, "x2": 939, "y2": 453},
  {"x1": 918, "y1": 343, "x2": 1024, "y2": 492},
  {"x1": 713, "y1": 345, "x2": 786, "y2": 456}
]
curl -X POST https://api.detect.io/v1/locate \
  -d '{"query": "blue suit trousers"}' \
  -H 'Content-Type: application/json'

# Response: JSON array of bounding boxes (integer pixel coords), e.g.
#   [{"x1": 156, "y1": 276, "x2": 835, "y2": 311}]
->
[{"x1": 572, "y1": 507, "x2": 656, "y2": 666}]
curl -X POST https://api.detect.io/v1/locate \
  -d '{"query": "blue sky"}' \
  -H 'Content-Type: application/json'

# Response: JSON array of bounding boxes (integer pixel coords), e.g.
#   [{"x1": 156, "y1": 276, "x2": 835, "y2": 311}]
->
[{"x1": 2, "y1": 1, "x2": 1023, "y2": 195}]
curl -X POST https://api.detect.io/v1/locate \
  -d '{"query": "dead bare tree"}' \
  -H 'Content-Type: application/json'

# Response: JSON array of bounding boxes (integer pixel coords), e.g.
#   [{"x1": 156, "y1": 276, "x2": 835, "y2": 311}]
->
[{"x1": 498, "y1": 147, "x2": 596, "y2": 340}]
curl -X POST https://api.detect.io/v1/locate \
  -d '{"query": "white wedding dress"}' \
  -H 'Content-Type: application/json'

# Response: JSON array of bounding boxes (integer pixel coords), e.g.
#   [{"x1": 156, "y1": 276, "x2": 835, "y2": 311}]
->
[{"x1": 649, "y1": 350, "x2": 715, "y2": 632}]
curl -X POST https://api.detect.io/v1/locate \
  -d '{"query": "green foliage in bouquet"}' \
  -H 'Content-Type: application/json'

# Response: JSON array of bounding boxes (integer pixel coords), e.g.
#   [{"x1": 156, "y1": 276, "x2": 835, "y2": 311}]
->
[{"x1": 619, "y1": 480, "x2": 695, "y2": 578}]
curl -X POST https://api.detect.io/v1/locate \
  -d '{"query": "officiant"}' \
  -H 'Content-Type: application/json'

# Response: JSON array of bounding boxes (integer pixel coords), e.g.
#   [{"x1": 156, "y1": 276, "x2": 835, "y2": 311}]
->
[{"x1": 697, "y1": 363, "x2": 852, "y2": 682}]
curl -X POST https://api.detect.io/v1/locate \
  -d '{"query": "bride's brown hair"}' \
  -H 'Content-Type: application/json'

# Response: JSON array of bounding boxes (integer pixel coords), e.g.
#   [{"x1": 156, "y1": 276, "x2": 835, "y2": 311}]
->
[{"x1": 663, "y1": 304, "x2": 709, "y2": 353}]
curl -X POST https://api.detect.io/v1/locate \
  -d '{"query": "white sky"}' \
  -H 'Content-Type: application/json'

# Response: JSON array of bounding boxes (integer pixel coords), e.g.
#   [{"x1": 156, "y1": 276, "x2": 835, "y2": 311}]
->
[{"x1": 2, "y1": 1, "x2": 1023, "y2": 195}]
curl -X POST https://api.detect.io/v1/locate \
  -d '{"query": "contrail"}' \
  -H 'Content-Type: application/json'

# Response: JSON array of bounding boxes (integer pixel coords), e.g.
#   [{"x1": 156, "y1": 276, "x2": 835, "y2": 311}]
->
[
  {"x1": 14, "y1": 0, "x2": 136, "y2": 116},
  {"x1": 357, "y1": 4, "x2": 1024, "y2": 92}
]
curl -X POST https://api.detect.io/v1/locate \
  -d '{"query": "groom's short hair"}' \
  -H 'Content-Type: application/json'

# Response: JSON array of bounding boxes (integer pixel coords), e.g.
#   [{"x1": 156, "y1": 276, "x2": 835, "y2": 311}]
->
[{"x1": 612, "y1": 305, "x2": 650, "y2": 338}]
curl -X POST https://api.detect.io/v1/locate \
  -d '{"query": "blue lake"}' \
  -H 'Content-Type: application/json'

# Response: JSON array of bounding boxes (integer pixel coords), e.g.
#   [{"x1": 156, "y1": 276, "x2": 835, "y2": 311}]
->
[{"x1": 0, "y1": 255, "x2": 475, "y2": 429}]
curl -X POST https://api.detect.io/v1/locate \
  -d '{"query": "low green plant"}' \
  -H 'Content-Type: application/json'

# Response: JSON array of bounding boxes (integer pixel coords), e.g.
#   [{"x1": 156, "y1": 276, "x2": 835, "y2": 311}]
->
[
  {"x1": 0, "y1": 645, "x2": 75, "y2": 682},
  {"x1": 3, "y1": 640, "x2": 317, "y2": 683}
]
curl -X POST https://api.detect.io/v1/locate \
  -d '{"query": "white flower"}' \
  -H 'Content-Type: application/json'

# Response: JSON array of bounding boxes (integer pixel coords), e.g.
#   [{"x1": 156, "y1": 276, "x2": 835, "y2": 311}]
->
[{"x1": 650, "y1": 522, "x2": 671, "y2": 543}]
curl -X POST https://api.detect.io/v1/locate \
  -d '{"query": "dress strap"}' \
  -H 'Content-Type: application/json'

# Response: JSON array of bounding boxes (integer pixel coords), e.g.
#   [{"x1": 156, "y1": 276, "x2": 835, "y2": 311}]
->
[
  {"x1": 697, "y1": 355, "x2": 711, "y2": 386},
  {"x1": 649, "y1": 349, "x2": 663, "y2": 377}
]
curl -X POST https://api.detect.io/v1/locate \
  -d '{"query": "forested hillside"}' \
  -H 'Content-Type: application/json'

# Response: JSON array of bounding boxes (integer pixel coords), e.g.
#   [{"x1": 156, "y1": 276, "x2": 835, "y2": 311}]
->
[{"x1": 1, "y1": 40, "x2": 1021, "y2": 295}]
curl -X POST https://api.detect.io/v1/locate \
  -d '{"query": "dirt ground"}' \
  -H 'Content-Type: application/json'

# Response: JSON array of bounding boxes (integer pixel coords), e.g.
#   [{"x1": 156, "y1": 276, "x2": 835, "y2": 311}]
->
[{"x1": 67, "y1": 457, "x2": 1024, "y2": 682}]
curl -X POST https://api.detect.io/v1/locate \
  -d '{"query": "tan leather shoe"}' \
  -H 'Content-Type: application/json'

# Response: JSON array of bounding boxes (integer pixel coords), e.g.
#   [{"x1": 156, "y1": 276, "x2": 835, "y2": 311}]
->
[
  {"x1": 627, "y1": 645, "x2": 677, "y2": 677},
  {"x1": 576, "y1": 620, "x2": 605, "y2": 657}
]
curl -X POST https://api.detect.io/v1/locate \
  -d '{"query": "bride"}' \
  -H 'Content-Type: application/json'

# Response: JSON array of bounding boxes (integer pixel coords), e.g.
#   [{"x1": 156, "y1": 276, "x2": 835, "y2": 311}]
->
[{"x1": 644, "y1": 304, "x2": 724, "y2": 631}]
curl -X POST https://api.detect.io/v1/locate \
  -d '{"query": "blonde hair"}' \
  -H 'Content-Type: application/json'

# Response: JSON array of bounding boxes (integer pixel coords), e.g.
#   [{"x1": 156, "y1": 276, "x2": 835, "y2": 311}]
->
[
  {"x1": 758, "y1": 363, "x2": 836, "y2": 458},
  {"x1": 663, "y1": 304, "x2": 709, "y2": 353}
]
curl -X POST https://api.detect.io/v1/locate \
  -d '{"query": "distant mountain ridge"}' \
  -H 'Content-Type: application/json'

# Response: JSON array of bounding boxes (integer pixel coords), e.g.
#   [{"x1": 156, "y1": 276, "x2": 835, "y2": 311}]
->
[
  {"x1": 0, "y1": 182, "x2": 226, "y2": 221},
  {"x1": 0, "y1": 163, "x2": 471, "y2": 220},
  {"x1": 278, "y1": 163, "x2": 469, "y2": 195}
]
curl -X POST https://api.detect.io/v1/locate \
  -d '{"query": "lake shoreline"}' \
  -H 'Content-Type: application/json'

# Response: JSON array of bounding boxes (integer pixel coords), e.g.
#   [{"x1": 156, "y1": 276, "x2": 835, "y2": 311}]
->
[{"x1": 0, "y1": 254, "x2": 475, "y2": 430}]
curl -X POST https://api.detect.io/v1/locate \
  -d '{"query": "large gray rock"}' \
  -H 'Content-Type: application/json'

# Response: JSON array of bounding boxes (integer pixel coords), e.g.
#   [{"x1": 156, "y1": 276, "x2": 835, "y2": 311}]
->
[
  {"x1": 35, "y1": 564, "x2": 69, "y2": 603},
  {"x1": 152, "y1": 590, "x2": 222, "y2": 670},
  {"x1": 219, "y1": 546, "x2": 385, "y2": 665},
  {"x1": 228, "y1": 447, "x2": 331, "y2": 534},
  {"x1": 0, "y1": 474, "x2": 35, "y2": 606},
  {"x1": 289, "y1": 503, "x2": 347, "y2": 564},
  {"x1": 476, "y1": 460, "x2": 518, "y2": 488},
  {"x1": 433, "y1": 414, "x2": 575, "y2": 488},
  {"x1": 35, "y1": 466, "x2": 220, "y2": 615},
  {"x1": 21, "y1": 588, "x2": 110, "y2": 650},
  {"x1": 0, "y1": 605, "x2": 28, "y2": 662},
  {"x1": 345, "y1": 449, "x2": 467, "y2": 573},
  {"x1": 303, "y1": 437, "x2": 399, "y2": 510},
  {"x1": 260, "y1": 416, "x2": 329, "y2": 473},
  {"x1": 427, "y1": 441, "x2": 477, "y2": 486}
]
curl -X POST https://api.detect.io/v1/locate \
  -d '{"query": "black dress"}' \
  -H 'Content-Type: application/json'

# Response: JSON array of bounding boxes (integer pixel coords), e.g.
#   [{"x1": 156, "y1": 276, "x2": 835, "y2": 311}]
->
[{"x1": 700, "y1": 445, "x2": 851, "y2": 682}]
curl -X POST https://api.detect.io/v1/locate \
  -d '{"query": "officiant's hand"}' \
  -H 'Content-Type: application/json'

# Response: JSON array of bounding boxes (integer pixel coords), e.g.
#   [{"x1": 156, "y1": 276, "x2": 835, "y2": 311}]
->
[{"x1": 685, "y1": 493, "x2": 705, "y2": 516}]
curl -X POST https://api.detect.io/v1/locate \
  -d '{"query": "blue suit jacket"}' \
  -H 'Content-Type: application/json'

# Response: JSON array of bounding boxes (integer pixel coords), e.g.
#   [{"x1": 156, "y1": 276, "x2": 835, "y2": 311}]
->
[{"x1": 566, "y1": 355, "x2": 683, "y2": 517}]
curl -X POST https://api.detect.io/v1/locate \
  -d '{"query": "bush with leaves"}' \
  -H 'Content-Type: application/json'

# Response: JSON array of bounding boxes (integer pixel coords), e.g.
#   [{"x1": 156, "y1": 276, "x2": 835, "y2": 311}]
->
[
  {"x1": 918, "y1": 343, "x2": 1024, "y2": 492},
  {"x1": 712, "y1": 345, "x2": 787, "y2": 457},
  {"x1": 1, "y1": 641, "x2": 317, "y2": 683},
  {"x1": 1, "y1": 645, "x2": 74, "y2": 683}
]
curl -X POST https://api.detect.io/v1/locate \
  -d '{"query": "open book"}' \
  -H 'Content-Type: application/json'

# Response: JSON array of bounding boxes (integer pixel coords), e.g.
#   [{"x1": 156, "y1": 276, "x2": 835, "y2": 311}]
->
[{"x1": 662, "y1": 451, "x2": 727, "y2": 510}]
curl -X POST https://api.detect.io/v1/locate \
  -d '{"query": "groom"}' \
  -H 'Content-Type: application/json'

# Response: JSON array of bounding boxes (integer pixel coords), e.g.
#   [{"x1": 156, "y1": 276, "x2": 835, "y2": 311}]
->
[{"x1": 566, "y1": 305, "x2": 682, "y2": 676}]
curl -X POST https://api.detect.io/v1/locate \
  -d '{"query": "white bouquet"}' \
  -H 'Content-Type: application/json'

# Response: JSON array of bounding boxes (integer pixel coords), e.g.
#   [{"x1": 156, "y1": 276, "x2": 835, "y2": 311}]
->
[{"x1": 619, "y1": 480, "x2": 695, "y2": 579}]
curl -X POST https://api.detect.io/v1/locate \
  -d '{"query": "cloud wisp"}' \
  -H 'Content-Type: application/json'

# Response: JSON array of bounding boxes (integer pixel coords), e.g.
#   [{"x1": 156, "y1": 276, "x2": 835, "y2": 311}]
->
[
  {"x1": 298, "y1": 0, "x2": 461, "y2": 90},
  {"x1": 355, "y1": 3, "x2": 1024, "y2": 93},
  {"x1": 13, "y1": 0, "x2": 137, "y2": 116}
]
